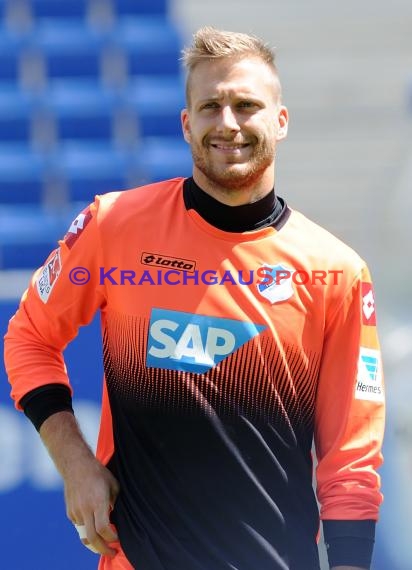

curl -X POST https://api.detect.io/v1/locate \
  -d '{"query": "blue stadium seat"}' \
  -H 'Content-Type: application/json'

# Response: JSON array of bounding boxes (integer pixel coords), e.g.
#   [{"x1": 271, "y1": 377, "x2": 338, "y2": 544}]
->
[
  {"x1": 0, "y1": 240, "x2": 57, "y2": 269},
  {"x1": 0, "y1": 52, "x2": 20, "y2": 82},
  {"x1": 111, "y1": 0, "x2": 168, "y2": 17},
  {"x1": 29, "y1": 22, "x2": 105, "y2": 81},
  {"x1": 0, "y1": 83, "x2": 33, "y2": 109},
  {"x1": 43, "y1": 81, "x2": 121, "y2": 143},
  {"x1": 136, "y1": 136, "x2": 192, "y2": 182},
  {"x1": 0, "y1": 146, "x2": 45, "y2": 204},
  {"x1": 0, "y1": 87, "x2": 36, "y2": 143},
  {"x1": 67, "y1": 174, "x2": 130, "y2": 203},
  {"x1": 53, "y1": 143, "x2": 132, "y2": 202},
  {"x1": 28, "y1": 0, "x2": 89, "y2": 21},
  {"x1": 57, "y1": 112, "x2": 113, "y2": 142},
  {"x1": 0, "y1": 111, "x2": 31, "y2": 142},
  {"x1": 0, "y1": 204, "x2": 77, "y2": 269},
  {"x1": 0, "y1": 177, "x2": 44, "y2": 205},
  {"x1": 126, "y1": 75, "x2": 185, "y2": 137},
  {"x1": 42, "y1": 47, "x2": 101, "y2": 81},
  {"x1": 112, "y1": 17, "x2": 181, "y2": 76}
]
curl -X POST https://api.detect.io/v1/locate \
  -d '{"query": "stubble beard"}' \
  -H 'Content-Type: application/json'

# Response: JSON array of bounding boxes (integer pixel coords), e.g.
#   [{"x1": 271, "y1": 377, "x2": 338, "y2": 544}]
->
[{"x1": 190, "y1": 137, "x2": 276, "y2": 192}]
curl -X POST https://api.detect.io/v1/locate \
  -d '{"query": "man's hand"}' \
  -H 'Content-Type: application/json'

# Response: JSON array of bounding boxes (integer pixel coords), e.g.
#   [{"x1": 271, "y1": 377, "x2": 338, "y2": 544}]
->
[
  {"x1": 63, "y1": 452, "x2": 120, "y2": 555},
  {"x1": 40, "y1": 411, "x2": 120, "y2": 556}
]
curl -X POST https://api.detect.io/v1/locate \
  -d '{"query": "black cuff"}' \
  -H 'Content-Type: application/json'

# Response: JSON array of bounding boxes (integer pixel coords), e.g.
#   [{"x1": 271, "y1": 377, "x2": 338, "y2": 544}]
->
[
  {"x1": 20, "y1": 384, "x2": 74, "y2": 431},
  {"x1": 323, "y1": 519, "x2": 375, "y2": 569}
]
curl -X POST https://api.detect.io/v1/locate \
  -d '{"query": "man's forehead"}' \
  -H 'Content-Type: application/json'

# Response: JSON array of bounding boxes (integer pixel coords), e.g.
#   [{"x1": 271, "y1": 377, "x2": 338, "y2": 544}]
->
[
  {"x1": 196, "y1": 86, "x2": 264, "y2": 101},
  {"x1": 192, "y1": 56, "x2": 274, "y2": 79},
  {"x1": 190, "y1": 58, "x2": 279, "y2": 99}
]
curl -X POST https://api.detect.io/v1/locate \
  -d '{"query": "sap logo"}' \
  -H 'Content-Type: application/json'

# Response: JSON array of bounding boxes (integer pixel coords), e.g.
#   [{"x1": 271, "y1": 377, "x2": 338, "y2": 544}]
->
[{"x1": 146, "y1": 308, "x2": 266, "y2": 373}]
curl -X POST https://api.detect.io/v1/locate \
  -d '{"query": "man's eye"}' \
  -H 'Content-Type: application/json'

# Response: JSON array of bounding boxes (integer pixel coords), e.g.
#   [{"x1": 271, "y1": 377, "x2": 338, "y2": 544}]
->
[
  {"x1": 202, "y1": 102, "x2": 219, "y2": 109},
  {"x1": 238, "y1": 101, "x2": 255, "y2": 108}
]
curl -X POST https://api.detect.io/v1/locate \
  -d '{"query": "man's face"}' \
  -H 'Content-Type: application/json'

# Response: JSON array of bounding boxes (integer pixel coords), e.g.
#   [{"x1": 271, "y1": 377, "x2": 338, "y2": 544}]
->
[{"x1": 181, "y1": 56, "x2": 288, "y2": 192}]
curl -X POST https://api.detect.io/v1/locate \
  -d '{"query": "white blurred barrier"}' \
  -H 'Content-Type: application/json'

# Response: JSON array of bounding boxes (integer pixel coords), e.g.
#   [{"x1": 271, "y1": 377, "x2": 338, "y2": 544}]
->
[{"x1": 0, "y1": 399, "x2": 100, "y2": 493}]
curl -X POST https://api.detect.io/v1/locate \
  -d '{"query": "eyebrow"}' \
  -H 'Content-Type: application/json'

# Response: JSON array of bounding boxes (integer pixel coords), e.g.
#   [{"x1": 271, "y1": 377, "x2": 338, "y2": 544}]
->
[{"x1": 196, "y1": 93, "x2": 264, "y2": 105}]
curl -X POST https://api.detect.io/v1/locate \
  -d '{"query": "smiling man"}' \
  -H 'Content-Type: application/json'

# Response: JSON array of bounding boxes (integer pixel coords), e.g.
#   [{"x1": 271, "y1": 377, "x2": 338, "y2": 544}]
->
[
  {"x1": 4, "y1": 27, "x2": 384, "y2": 570},
  {"x1": 182, "y1": 52, "x2": 287, "y2": 202}
]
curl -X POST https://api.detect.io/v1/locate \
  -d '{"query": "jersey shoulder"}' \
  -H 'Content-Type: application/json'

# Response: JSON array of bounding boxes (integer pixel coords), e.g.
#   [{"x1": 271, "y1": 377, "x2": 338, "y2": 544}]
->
[
  {"x1": 94, "y1": 177, "x2": 185, "y2": 225},
  {"x1": 286, "y1": 208, "x2": 366, "y2": 276}
]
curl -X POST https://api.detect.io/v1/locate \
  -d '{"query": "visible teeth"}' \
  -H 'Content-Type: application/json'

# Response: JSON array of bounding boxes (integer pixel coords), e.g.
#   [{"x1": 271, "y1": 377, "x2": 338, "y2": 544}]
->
[{"x1": 214, "y1": 144, "x2": 246, "y2": 149}]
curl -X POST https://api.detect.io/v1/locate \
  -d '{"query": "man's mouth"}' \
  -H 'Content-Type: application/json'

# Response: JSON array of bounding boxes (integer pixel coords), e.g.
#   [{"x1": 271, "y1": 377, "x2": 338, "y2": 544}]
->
[{"x1": 210, "y1": 143, "x2": 250, "y2": 150}]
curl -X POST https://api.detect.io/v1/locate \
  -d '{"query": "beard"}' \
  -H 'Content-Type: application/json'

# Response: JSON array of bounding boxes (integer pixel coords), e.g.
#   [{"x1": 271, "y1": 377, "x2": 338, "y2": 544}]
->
[{"x1": 190, "y1": 134, "x2": 276, "y2": 191}]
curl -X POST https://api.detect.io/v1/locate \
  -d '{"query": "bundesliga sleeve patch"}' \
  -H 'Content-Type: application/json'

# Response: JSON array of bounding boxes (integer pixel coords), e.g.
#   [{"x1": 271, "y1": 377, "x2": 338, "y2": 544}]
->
[
  {"x1": 36, "y1": 248, "x2": 62, "y2": 303},
  {"x1": 355, "y1": 347, "x2": 384, "y2": 402},
  {"x1": 361, "y1": 282, "x2": 376, "y2": 325}
]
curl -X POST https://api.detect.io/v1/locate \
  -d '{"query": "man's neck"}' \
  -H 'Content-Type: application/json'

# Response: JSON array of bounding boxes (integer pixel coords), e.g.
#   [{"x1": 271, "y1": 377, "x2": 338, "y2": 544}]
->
[
  {"x1": 183, "y1": 177, "x2": 289, "y2": 233},
  {"x1": 192, "y1": 168, "x2": 275, "y2": 206}
]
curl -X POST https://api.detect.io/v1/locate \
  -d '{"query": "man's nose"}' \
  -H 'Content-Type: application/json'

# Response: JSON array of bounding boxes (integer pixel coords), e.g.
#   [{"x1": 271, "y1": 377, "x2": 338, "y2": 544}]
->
[{"x1": 216, "y1": 106, "x2": 241, "y2": 134}]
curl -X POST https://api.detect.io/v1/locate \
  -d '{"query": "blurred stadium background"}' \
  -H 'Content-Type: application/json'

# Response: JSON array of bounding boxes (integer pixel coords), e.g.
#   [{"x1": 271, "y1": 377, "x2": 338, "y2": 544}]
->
[{"x1": 0, "y1": 0, "x2": 411, "y2": 568}]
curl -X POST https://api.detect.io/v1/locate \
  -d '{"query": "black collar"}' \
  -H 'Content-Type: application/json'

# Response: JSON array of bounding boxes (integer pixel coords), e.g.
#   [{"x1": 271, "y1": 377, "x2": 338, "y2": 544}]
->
[{"x1": 183, "y1": 177, "x2": 290, "y2": 233}]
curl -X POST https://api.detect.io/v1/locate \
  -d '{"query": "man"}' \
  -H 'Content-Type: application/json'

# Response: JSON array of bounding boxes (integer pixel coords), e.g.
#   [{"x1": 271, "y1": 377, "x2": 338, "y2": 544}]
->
[{"x1": 4, "y1": 27, "x2": 384, "y2": 570}]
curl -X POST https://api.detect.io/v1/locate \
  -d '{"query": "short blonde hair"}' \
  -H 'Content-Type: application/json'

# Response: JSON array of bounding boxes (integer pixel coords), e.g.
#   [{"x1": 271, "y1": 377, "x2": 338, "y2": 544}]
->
[{"x1": 182, "y1": 27, "x2": 279, "y2": 106}]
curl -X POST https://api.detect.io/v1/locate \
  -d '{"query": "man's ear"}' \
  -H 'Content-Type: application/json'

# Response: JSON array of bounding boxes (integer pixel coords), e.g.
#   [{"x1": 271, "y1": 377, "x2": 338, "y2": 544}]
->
[
  {"x1": 276, "y1": 106, "x2": 289, "y2": 141},
  {"x1": 181, "y1": 109, "x2": 191, "y2": 143}
]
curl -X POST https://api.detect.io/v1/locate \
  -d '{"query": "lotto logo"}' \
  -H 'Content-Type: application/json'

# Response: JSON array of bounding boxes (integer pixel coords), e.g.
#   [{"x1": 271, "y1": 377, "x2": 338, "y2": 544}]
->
[
  {"x1": 146, "y1": 308, "x2": 266, "y2": 373},
  {"x1": 361, "y1": 282, "x2": 376, "y2": 325},
  {"x1": 141, "y1": 252, "x2": 196, "y2": 272},
  {"x1": 64, "y1": 207, "x2": 92, "y2": 250}
]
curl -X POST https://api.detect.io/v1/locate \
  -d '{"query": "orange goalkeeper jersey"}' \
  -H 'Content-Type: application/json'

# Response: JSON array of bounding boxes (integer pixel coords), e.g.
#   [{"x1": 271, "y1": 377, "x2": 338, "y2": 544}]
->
[{"x1": 4, "y1": 178, "x2": 384, "y2": 569}]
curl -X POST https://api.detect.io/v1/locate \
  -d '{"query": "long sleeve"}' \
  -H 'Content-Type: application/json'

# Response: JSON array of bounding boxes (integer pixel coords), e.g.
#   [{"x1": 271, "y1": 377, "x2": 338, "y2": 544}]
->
[
  {"x1": 315, "y1": 264, "x2": 385, "y2": 566},
  {"x1": 4, "y1": 197, "x2": 106, "y2": 408}
]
